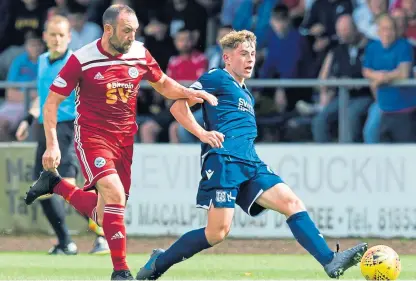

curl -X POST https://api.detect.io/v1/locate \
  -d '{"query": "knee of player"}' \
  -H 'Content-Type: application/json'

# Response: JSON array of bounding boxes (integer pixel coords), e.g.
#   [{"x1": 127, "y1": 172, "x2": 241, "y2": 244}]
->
[
  {"x1": 106, "y1": 191, "x2": 125, "y2": 205},
  {"x1": 96, "y1": 177, "x2": 126, "y2": 205},
  {"x1": 284, "y1": 196, "x2": 306, "y2": 217},
  {"x1": 205, "y1": 224, "x2": 231, "y2": 245}
]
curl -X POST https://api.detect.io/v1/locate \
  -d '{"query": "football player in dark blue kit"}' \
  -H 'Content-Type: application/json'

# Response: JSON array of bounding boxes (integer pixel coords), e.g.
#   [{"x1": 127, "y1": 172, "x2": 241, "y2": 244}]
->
[{"x1": 137, "y1": 30, "x2": 367, "y2": 280}]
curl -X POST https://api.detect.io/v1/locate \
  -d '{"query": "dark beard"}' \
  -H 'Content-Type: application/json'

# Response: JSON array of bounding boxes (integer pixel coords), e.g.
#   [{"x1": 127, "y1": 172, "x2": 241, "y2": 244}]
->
[{"x1": 109, "y1": 36, "x2": 128, "y2": 54}]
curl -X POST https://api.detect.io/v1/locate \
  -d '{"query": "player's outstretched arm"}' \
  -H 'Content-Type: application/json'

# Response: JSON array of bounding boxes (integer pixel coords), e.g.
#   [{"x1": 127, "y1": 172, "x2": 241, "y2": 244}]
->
[
  {"x1": 170, "y1": 100, "x2": 224, "y2": 148},
  {"x1": 42, "y1": 91, "x2": 66, "y2": 170},
  {"x1": 150, "y1": 74, "x2": 218, "y2": 106}
]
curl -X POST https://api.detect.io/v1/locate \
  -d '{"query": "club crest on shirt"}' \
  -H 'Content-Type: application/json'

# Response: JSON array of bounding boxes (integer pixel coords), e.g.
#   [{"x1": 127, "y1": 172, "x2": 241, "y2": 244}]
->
[
  {"x1": 94, "y1": 157, "x2": 106, "y2": 168},
  {"x1": 128, "y1": 67, "x2": 139, "y2": 78}
]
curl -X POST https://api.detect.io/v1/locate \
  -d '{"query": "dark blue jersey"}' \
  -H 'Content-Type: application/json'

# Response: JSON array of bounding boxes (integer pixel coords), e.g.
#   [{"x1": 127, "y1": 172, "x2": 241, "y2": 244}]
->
[{"x1": 190, "y1": 68, "x2": 260, "y2": 162}]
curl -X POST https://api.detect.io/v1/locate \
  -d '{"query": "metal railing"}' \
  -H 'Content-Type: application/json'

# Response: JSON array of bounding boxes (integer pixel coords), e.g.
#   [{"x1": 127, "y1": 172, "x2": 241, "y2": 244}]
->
[{"x1": 1, "y1": 79, "x2": 416, "y2": 142}]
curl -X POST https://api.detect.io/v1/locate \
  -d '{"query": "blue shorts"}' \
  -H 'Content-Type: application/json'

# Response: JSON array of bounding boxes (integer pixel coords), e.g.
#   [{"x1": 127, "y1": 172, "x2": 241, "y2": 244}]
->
[{"x1": 196, "y1": 154, "x2": 284, "y2": 217}]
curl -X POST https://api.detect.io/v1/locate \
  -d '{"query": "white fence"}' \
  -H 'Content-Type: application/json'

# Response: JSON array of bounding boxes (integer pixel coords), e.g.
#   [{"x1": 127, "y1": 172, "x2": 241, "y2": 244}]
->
[{"x1": 126, "y1": 144, "x2": 416, "y2": 238}]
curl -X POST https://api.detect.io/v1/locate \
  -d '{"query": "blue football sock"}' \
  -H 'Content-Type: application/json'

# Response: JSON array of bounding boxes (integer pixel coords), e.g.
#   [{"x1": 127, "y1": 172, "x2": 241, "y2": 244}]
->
[
  {"x1": 155, "y1": 227, "x2": 211, "y2": 273},
  {"x1": 287, "y1": 211, "x2": 334, "y2": 266}
]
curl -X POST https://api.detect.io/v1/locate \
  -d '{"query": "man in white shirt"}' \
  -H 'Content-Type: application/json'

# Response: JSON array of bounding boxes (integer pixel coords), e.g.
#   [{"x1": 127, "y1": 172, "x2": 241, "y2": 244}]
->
[{"x1": 68, "y1": 4, "x2": 102, "y2": 50}]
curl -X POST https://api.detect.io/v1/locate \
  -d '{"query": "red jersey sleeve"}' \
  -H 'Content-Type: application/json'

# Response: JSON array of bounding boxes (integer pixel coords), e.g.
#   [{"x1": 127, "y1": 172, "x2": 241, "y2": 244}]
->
[
  {"x1": 50, "y1": 54, "x2": 82, "y2": 96},
  {"x1": 143, "y1": 49, "x2": 163, "y2": 83}
]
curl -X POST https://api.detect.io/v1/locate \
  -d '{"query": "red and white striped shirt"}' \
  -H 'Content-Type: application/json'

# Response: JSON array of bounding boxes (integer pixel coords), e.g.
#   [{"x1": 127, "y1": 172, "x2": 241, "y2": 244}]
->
[{"x1": 50, "y1": 38, "x2": 163, "y2": 145}]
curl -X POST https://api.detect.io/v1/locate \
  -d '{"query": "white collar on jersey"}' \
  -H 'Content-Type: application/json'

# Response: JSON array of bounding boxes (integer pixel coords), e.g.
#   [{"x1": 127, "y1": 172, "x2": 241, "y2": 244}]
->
[{"x1": 222, "y1": 68, "x2": 247, "y2": 89}]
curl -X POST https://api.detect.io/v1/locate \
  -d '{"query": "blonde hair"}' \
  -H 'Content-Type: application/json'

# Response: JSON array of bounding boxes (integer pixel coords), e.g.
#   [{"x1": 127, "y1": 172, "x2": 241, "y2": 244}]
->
[
  {"x1": 45, "y1": 15, "x2": 71, "y2": 32},
  {"x1": 219, "y1": 30, "x2": 257, "y2": 50}
]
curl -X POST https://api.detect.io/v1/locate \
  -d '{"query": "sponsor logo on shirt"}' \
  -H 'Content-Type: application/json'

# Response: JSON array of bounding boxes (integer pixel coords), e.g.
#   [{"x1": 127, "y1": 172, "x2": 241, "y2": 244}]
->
[
  {"x1": 52, "y1": 75, "x2": 67, "y2": 88},
  {"x1": 238, "y1": 98, "x2": 254, "y2": 115}
]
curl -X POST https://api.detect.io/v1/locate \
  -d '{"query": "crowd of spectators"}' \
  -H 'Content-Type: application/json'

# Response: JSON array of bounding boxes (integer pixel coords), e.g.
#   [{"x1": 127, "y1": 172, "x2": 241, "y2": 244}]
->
[{"x1": 0, "y1": 0, "x2": 415, "y2": 143}]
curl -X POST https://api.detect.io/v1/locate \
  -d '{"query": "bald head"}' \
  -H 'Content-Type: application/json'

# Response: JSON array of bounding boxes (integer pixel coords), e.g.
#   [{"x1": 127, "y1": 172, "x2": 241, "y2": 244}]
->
[
  {"x1": 43, "y1": 15, "x2": 71, "y2": 56},
  {"x1": 45, "y1": 15, "x2": 70, "y2": 32},
  {"x1": 102, "y1": 4, "x2": 136, "y2": 27},
  {"x1": 378, "y1": 14, "x2": 397, "y2": 46},
  {"x1": 101, "y1": 4, "x2": 138, "y2": 55},
  {"x1": 336, "y1": 15, "x2": 357, "y2": 43}
]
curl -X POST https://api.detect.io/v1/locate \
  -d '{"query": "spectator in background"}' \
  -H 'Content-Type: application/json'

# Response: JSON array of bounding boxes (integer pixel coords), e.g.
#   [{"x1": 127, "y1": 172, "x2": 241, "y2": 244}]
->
[
  {"x1": 312, "y1": 15, "x2": 371, "y2": 142},
  {"x1": 220, "y1": 0, "x2": 245, "y2": 26},
  {"x1": 282, "y1": 0, "x2": 309, "y2": 27},
  {"x1": 354, "y1": 0, "x2": 389, "y2": 41},
  {"x1": 0, "y1": 0, "x2": 12, "y2": 53},
  {"x1": 6, "y1": 0, "x2": 51, "y2": 48},
  {"x1": 49, "y1": 0, "x2": 70, "y2": 17},
  {"x1": 140, "y1": 28, "x2": 208, "y2": 143},
  {"x1": 166, "y1": 28, "x2": 208, "y2": 80},
  {"x1": 259, "y1": 4, "x2": 313, "y2": 113},
  {"x1": 362, "y1": 8, "x2": 409, "y2": 144},
  {"x1": 0, "y1": 33, "x2": 43, "y2": 141},
  {"x1": 167, "y1": 28, "x2": 208, "y2": 143},
  {"x1": 363, "y1": 14, "x2": 415, "y2": 142},
  {"x1": 301, "y1": 0, "x2": 353, "y2": 78},
  {"x1": 164, "y1": 0, "x2": 208, "y2": 51},
  {"x1": 392, "y1": 8, "x2": 416, "y2": 77},
  {"x1": 301, "y1": 0, "x2": 353, "y2": 44},
  {"x1": 205, "y1": 25, "x2": 233, "y2": 69},
  {"x1": 391, "y1": 0, "x2": 416, "y2": 38},
  {"x1": 68, "y1": 3, "x2": 101, "y2": 51},
  {"x1": 221, "y1": 0, "x2": 278, "y2": 47},
  {"x1": 143, "y1": 18, "x2": 176, "y2": 72},
  {"x1": 395, "y1": 0, "x2": 416, "y2": 44},
  {"x1": 195, "y1": 0, "x2": 223, "y2": 17},
  {"x1": 391, "y1": 8, "x2": 408, "y2": 38}
]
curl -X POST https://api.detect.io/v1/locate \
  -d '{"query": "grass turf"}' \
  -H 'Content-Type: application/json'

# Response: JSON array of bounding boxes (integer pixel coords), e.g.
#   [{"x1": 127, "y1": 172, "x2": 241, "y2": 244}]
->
[{"x1": 0, "y1": 253, "x2": 414, "y2": 280}]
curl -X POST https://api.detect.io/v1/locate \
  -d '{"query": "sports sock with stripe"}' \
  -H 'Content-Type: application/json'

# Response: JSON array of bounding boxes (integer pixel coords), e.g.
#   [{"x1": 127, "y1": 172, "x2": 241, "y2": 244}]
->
[
  {"x1": 54, "y1": 180, "x2": 98, "y2": 220},
  {"x1": 103, "y1": 204, "x2": 129, "y2": 271}
]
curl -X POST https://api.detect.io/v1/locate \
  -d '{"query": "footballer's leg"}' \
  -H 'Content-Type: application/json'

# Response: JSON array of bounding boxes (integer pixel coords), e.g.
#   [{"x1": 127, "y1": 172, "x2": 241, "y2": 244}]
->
[
  {"x1": 248, "y1": 163, "x2": 367, "y2": 278},
  {"x1": 137, "y1": 154, "x2": 241, "y2": 280},
  {"x1": 95, "y1": 174, "x2": 133, "y2": 280},
  {"x1": 88, "y1": 192, "x2": 110, "y2": 255},
  {"x1": 25, "y1": 138, "x2": 132, "y2": 279},
  {"x1": 137, "y1": 206, "x2": 234, "y2": 280}
]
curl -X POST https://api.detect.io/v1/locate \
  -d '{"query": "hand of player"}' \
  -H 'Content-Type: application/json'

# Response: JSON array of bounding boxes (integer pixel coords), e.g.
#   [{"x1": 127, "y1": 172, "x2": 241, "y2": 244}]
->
[
  {"x1": 199, "y1": 130, "x2": 225, "y2": 148},
  {"x1": 42, "y1": 145, "x2": 61, "y2": 171},
  {"x1": 186, "y1": 89, "x2": 218, "y2": 106},
  {"x1": 15, "y1": 120, "x2": 29, "y2": 141}
]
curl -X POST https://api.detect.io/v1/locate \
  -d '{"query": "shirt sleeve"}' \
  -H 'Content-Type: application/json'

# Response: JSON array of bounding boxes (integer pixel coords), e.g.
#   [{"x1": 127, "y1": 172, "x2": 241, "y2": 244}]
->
[
  {"x1": 189, "y1": 70, "x2": 218, "y2": 94},
  {"x1": 7, "y1": 56, "x2": 21, "y2": 81},
  {"x1": 398, "y1": 40, "x2": 413, "y2": 64},
  {"x1": 143, "y1": 49, "x2": 164, "y2": 83},
  {"x1": 50, "y1": 54, "x2": 82, "y2": 96}
]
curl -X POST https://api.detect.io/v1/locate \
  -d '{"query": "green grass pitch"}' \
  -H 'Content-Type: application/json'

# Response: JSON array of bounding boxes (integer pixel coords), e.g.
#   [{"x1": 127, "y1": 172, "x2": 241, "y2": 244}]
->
[{"x1": 0, "y1": 253, "x2": 415, "y2": 280}]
